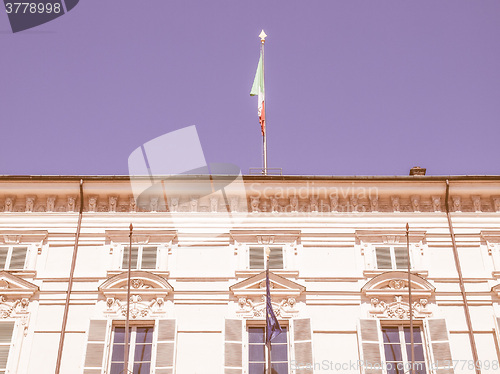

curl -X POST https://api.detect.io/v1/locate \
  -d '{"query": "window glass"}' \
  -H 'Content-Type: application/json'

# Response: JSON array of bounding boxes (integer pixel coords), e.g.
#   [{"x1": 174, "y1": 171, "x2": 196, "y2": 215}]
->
[
  {"x1": 248, "y1": 326, "x2": 288, "y2": 374},
  {"x1": 109, "y1": 325, "x2": 154, "y2": 374},
  {"x1": 9, "y1": 247, "x2": 27, "y2": 269}
]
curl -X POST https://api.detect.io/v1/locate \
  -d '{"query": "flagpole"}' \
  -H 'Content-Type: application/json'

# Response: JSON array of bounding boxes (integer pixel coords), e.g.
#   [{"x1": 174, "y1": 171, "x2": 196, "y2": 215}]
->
[
  {"x1": 407, "y1": 223, "x2": 415, "y2": 374},
  {"x1": 124, "y1": 223, "x2": 133, "y2": 374},
  {"x1": 265, "y1": 246, "x2": 271, "y2": 374},
  {"x1": 260, "y1": 30, "x2": 268, "y2": 175}
]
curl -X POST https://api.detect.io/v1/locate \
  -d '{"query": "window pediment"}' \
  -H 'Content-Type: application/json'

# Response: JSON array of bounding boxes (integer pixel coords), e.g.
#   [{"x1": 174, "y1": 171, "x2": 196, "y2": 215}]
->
[
  {"x1": 355, "y1": 230, "x2": 426, "y2": 245},
  {"x1": 0, "y1": 230, "x2": 48, "y2": 245},
  {"x1": 99, "y1": 271, "x2": 173, "y2": 299},
  {"x1": 230, "y1": 271, "x2": 305, "y2": 298},
  {"x1": 361, "y1": 271, "x2": 435, "y2": 298},
  {"x1": 105, "y1": 230, "x2": 177, "y2": 245},
  {"x1": 229, "y1": 230, "x2": 301, "y2": 245}
]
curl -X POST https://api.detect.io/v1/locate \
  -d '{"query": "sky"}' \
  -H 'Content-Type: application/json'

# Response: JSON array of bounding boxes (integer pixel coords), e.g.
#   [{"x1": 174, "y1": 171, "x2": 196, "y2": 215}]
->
[{"x1": 1, "y1": 0, "x2": 500, "y2": 176}]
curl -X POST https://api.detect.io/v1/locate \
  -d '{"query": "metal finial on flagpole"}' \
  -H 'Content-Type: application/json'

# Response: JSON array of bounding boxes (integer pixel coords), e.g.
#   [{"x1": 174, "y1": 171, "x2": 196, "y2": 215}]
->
[{"x1": 259, "y1": 30, "x2": 267, "y2": 43}]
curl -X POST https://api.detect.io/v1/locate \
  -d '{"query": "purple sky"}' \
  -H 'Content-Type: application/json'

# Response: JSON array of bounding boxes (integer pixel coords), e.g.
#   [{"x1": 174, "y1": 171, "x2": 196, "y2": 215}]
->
[{"x1": 1, "y1": 1, "x2": 500, "y2": 176}]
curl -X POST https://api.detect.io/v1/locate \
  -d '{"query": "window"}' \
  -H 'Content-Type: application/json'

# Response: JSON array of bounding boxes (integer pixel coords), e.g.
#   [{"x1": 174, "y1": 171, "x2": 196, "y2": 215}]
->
[
  {"x1": 109, "y1": 325, "x2": 154, "y2": 374},
  {"x1": 382, "y1": 326, "x2": 427, "y2": 374},
  {"x1": 0, "y1": 322, "x2": 14, "y2": 374},
  {"x1": 122, "y1": 246, "x2": 158, "y2": 270},
  {"x1": 375, "y1": 246, "x2": 409, "y2": 270},
  {"x1": 0, "y1": 246, "x2": 28, "y2": 270},
  {"x1": 249, "y1": 246, "x2": 284, "y2": 269},
  {"x1": 248, "y1": 326, "x2": 288, "y2": 374}
]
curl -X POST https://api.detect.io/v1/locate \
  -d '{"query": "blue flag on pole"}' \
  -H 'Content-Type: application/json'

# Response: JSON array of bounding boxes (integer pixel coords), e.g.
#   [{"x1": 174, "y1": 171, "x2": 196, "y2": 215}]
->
[{"x1": 266, "y1": 269, "x2": 282, "y2": 345}]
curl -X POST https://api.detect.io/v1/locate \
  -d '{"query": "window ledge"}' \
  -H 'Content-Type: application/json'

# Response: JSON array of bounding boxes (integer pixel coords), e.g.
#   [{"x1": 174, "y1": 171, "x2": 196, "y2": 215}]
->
[
  {"x1": 363, "y1": 269, "x2": 428, "y2": 278},
  {"x1": 107, "y1": 270, "x2": 170, "y2": 278},
  {"x1": 5, "y1": 270, "x2": 36, "y2": 278},
  {"x1": 235, "y1": 270, "x2": 299, "y2": 278}
]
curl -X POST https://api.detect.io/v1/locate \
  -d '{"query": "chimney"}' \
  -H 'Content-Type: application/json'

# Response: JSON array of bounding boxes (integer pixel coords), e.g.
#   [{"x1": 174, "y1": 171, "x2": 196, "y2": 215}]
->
[{"x1": 409, "y1": 166, "x2": 426, "y2": 176}]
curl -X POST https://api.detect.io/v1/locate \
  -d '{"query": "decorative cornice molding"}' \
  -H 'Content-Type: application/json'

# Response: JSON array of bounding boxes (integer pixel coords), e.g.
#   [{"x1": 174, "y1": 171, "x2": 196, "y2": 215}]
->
[
  {"x1": 105, "y1": 230, "x2": 177, "y2": 245},
  {"x1": 0, "y1": 230, "x2": 48, "y2": 245},
  {"x1": 229, "y1": 230, "x2": 301, "y2": 245},
  {"x1": 355, "y1": 230, "x2": 426, "y2": 244}
]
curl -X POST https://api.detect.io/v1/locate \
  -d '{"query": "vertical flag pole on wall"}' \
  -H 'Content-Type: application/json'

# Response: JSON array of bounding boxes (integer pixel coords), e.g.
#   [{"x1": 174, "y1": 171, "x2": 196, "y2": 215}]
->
[
  {"x1": 251, "y1": 30, "x2": 268, "y2": 175},
  {"x1": 407, "y1": 223, "x2": 415, "y2": 374},
  {"x1": 124, "y1": 223, "x2": 133, "y2": 374},
  {"x1": 265, "y1": 246, "x2": 282, "y2": 373}
]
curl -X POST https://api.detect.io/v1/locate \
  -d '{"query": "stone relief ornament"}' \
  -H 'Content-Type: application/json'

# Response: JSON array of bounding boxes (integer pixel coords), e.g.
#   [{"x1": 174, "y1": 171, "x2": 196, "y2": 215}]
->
[
  {"x1": 492, "y1": 196, "x2": 500, "y2": 212},
  {"x1": 250, "y1": 197, "x2": 260, "y2": 213},
  {"x1": 369, "y1": 195, "x2": 378, "y2": 212},
  {"x1": 129, "y1": 197, "x2": 137, "y2": 212},
  {"x1": 289, "y1": 197, "x2": 298, "y2": 212},
  {"x1": 236, "y1": 296, "x2": 298, "y2": 318},
  {"x1": 25, "y1": 196, "x2": 35, "y2": 212},
  {"x1": 330, "y1": 195, "x2": 338, "y2": 212},
  {"x1": 150, "y1": 197, "x2": 159, "y2": 212},
  {"x1": 391, "y1": 196, "x2": 400, "y2": 212},
  {"x1": 410, "y1": 195, "x2": 420, "y2": 212},
  {"x1": 229, "y1": 196, "x2": 239, "y2": 212},
  {"x1": 46, "y1": 196, "x2": 56, "y2": 212},
  {"x1": 310, "y1": 196, "x2": 318, "y2": 212},
  {"x1": 431, "y1": 196, "x2": 441, "y2": 212},
  {"x1": 270, "y1": 197, "x2": 279, "y2": 213},
  {"x1": 471, "y1": 195, "x2": 481, "y2": 212},
  {"x1": 210, "y1": 197, "x2": 219, "y2": 213},
  {"x1": 0, "y1": 296, "x2": 31, "y2": 335},
  {"x1": 109, "y1": 196, "x2": 117, "y2": 213},
  {"x1": 452, "y1": 196, "x2": 461, "y2": 212},
  {"x1": 369, "y1": 296, "x2": 431, "y2": 319},
  {"x1": 169, "y1": 197, "x2": 179, "y2": 212},
  {"x1": 4, "y1": 197, "x2": 14, "y2": 213},
  {"x1": 105, "y1": 295, "x2": 165, "y2": 319},
  {"x1": 67, "y1": 196, "x2": 76, "y2": 212},
  {"x1": 88, "y1": 196, "x2": 97, "y2": 212},
  {"x1": 189, "y1": 197, "x2": 198, "y2": 212},
  {"x1": 350, "y1": 196, "x2": 358, "y2": 212}
]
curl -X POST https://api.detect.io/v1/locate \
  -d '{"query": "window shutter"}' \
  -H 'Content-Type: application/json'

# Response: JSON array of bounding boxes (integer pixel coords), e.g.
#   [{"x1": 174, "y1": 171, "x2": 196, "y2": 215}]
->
[
  {"x1": 427, "y1": 318, "x2": 454, "y2": 374},
  {"x1": 375, "y1": 247, "x2": 392, "y2": 269},
  {"x1": 269, "y1": 247, "x2": 284, "y2": 269},
  {"x1": 9, "y1": 247, "x2": 28, "y2": 270},
  {"x1": 141, "y1": 246, "x2": 157, "y2": 269},
  {"x1": 224, "y1": 318, "x2": 242, "y2": 374},
  {"x1": 394, "y1": 247, "x2": 409, "y2": 270},
  {"x1": 155, "y1": 319, "x2": 176, "y2": 373},
  {"x1": 0, "y1": 248, "x2": 8, "y2": 270},
  {"x1": 0, "y1": 322, "x2": 14, "y2": 371},
  {"x1": 357, "y1": 319, "x2": 383, "y2": 374},
  {"x1": 122, "y1": 246, "x2": 138, "y2": 269},
  {"x1": 293, "y1": 318, "x2": 313, "y2": 374},
  {"x1": 249, "y1": 247, "x2": 264, "y2": 269},
  {"x1": 83, "y1": 320, "x2": 108, "y2": 374}
]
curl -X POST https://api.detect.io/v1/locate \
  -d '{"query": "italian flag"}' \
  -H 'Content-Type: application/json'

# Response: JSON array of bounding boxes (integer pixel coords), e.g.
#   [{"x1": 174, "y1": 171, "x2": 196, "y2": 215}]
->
[{"x1": 250, "y1": 52, "x2": 265, "y2": 136}]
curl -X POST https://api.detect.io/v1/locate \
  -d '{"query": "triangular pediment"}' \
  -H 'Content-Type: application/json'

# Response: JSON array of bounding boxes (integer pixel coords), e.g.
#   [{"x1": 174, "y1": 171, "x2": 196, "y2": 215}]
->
[
  {"x1": 362, "y1": 271, "x2": 435, "y2": 298},
  {"x1": 230, "y1": 271, "x2": 305, "y2": 297},
  {"x1": 99, "y1": 271, "x2": 173, "y2": 299},
  {"x1": 0, "y1": 271, "x2": 38, "y2": 299}
]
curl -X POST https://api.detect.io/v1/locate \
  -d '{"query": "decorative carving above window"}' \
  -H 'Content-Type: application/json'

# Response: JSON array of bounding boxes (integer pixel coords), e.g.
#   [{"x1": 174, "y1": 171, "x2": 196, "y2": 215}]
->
[
  {"x1": 99, "y1": 271, "x2": 173, "y2": 319},
  {"x1": 105, "y1": 230, "x2": 177, "y2": 245}
]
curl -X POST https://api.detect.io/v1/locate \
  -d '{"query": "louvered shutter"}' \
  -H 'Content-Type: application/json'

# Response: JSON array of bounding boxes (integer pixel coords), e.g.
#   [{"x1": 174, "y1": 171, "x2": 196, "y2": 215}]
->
[
  {"x1": 427, "y1": 319, "x2": 454, "y2": 374},
  {"x1": 375, "y1": 247, "x2": 392, "y2": 269},
  {"x1": 494, "y1": 316, "x2": 500, "y2": 349},
  {"x1": 293, "y1": 318, "x2": 313, "y2": 374},
  {"x1": 155, "y1": 319, "x2": 176, "y2": 374},
  {"x1": 394, "y1": 247, "x2": 409, "y2": 270},
  {"x1": 249, "y1": 247, "x2": 264, "y2": 269},
  {"x1": 9, "y1": 247, "x2": 28, "y2": 270},
  {"x1": 122, "y1": 246, "x2": 139, "y2": 269},
  {"x1": 141, "y1": 246, "x2": 157, "y2": 269},
  {"x1": 0, "y1": 248, "x2": 8, "y2": 270},
  {"x1": 357, "y1": 319, "x2": 383, "y2": 374},
  {"x1": 83, "y1": 320, "x2": 108, "y2": 374},
  {"x1": 269, "y1": 247, "x2": 284, "y2": 269},
  {"x1": 224, "y1": 318, "x2": 242, "y2": 374},
  {"x1": 0, "y1": 322, "x2": 14, "y2": 373}
]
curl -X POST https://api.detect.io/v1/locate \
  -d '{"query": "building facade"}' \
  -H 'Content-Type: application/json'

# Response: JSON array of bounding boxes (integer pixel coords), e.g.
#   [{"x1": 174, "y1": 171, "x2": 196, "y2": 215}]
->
[{"x1": 0, "y1": 175, "x2": 499, "y2": 374}]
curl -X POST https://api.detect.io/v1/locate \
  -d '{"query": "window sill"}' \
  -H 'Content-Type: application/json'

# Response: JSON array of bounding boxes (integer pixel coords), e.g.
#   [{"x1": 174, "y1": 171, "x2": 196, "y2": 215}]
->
[{"x1": 363, "y1": 269, "x2": 428, "y2": 278}]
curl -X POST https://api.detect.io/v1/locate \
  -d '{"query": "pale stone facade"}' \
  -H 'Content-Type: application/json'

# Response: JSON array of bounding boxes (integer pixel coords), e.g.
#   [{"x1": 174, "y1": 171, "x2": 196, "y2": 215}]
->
[{"x1": 0, "y1": 175, "x2": 499, "y2": 373}]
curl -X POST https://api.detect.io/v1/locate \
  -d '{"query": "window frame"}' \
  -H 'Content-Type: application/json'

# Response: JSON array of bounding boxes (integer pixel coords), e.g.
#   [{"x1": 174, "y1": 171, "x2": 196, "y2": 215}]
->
[
  {"x1": 108, "y1": 321, "x2": 156, "y2": 374},
  {"x1": 0, "y1": 245, "x2": 29, "y2": 271},
  {"x1": 246, "y1": 321, "x2": 290, "y2": 374},
  {"x1": 121, "y1": 245, "x2": 160, "y2": 271},
  {"x1": 248, "y1": 245, "x2": 285, "y2": 270},
  {"x1": 375, "y1": 245, "x2": 411, "y2": 271},
  {"x1": 379, "y1": 321, "x2": 430, "y2": 374}
]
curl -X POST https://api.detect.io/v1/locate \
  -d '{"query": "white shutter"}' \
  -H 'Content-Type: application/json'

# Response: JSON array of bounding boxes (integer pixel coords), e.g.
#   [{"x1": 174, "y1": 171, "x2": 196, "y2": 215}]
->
[
  {"x1": 427, "y1": 318, "x2": 454, "y2": 374},
  {"x1": 122, "y1": 246, "x2": 138, "y2": 269},
  {"x1": 357, "y1": 319, "x2": 383, "y2": 374},
  {"x1": 293, "y1": 318, "x2": 313, "y2": 374},
  {"x1": 0, "y1": 248, "x2": 8, "y2": 270},
  {"x1": 249, "y1": 247, "x2": 264, "y2": 269},
  {"x1": 394, "y1": 247, "x2": 409, "y2": 270},
  {"x1": 375, "y1": 247, "x2": 392, "y2": 269},
  {"x1": 83, "y1": 320, "x2": 108, "y2": 374},
  {"x1": 224, "y1": 318, "x2": 243, "y2": 374},
  {"x1": 155, "y1": 319, "x2": 176, "y2": 374},
  {"x1": 0, "y1": 322, "x2": 14, "y2": 372},
  {"x1": 141, "y1": 246, "x2": 157, "y2": 269},
  {"x1": 269, "y1": 247, "x2": 284, "y2": 269}
]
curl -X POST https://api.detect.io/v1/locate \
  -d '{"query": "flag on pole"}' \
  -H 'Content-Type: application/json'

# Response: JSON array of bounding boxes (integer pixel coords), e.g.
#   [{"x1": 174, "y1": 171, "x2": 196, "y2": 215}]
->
[
  {"x1": 250, "y1": 51, "x2": 265, "y2": 136},
  {"x1": 265, "y1": 268, "x2": 282, "y2": 345}
]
